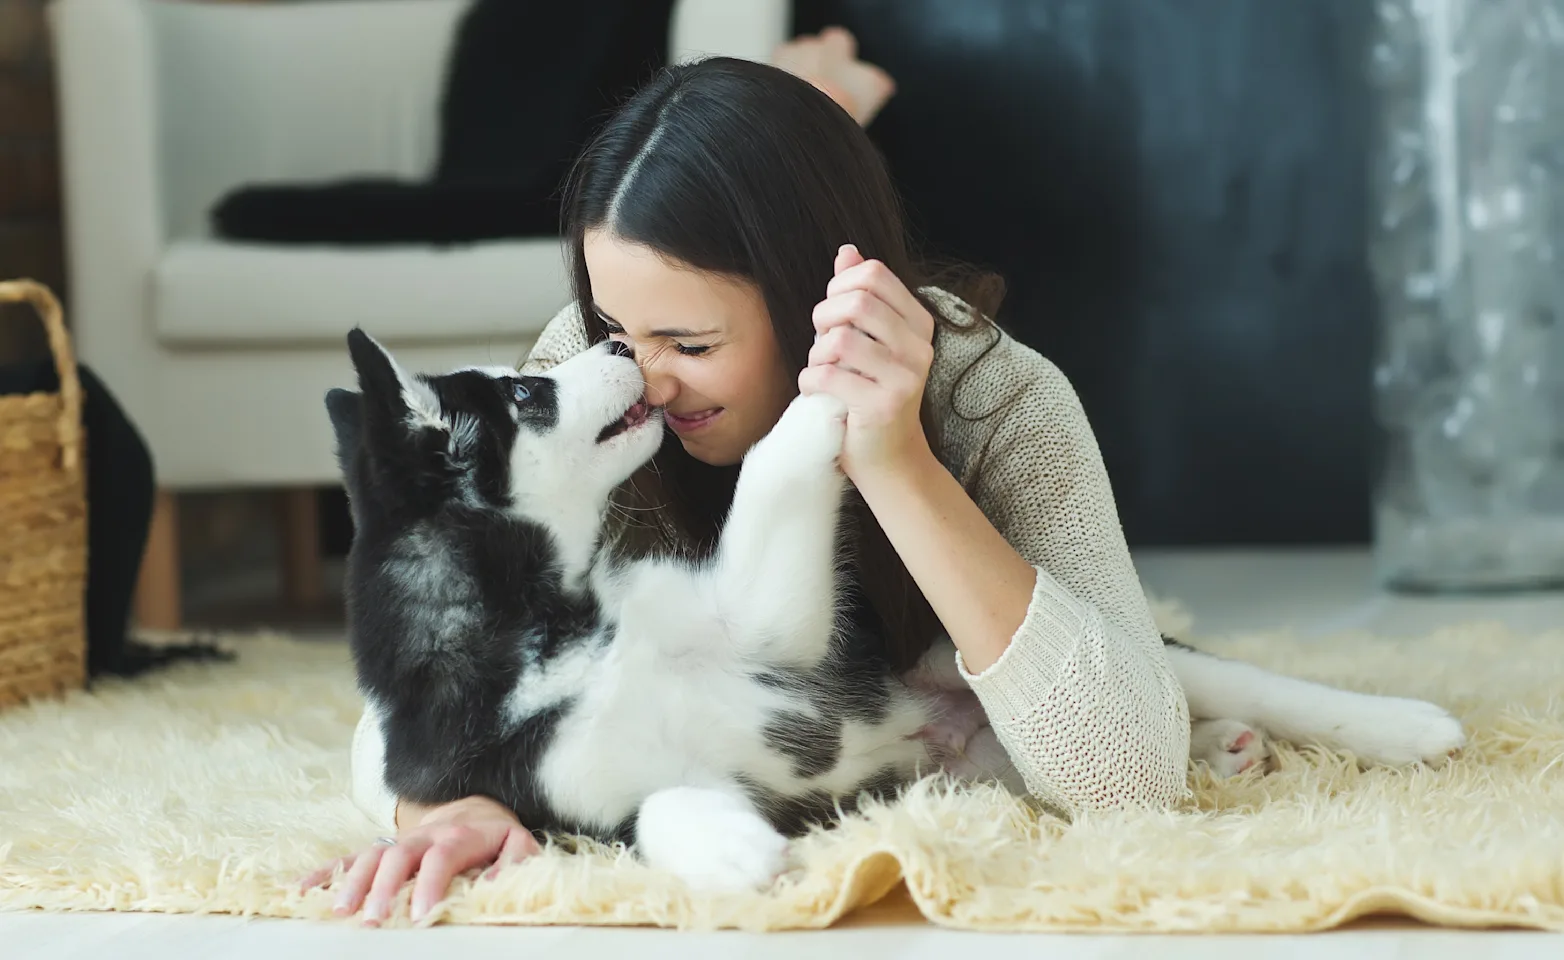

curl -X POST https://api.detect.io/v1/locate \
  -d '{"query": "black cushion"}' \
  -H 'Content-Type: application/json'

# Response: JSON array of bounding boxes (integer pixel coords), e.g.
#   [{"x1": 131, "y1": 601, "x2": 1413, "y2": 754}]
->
[{"x1": 212, "y1": 0, "x2": 676, "y2": 245}]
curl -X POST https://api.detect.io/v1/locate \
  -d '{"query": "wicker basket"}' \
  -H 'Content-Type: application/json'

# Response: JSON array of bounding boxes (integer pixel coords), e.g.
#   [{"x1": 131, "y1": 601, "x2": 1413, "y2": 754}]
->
[{"x1": 0, "y1": 278, "x2": 87, "y2": 710}]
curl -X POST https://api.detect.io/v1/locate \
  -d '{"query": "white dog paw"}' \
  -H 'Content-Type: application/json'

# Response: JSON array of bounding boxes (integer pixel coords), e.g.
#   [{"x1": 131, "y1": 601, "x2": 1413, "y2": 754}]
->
[
  {"x1": 636, "y1": 787, "x2": 789, "y2": 893},
  {"x1": 1190, "y1": 719, "x2": 1269, "y2": 778},
  {"x1": 757, "y1": 392, "x2": 847, "y2": 471},
  {"x1": 1334, "y1": 696, "x2": 1467, "y2": 767},
  {"x1": 788, "y1": 390, "x2": 849, "y2": 424}
]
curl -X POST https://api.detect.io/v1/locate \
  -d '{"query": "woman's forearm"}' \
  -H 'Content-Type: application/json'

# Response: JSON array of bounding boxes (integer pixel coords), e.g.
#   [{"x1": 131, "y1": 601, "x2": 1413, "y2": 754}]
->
[{"x1": 852, "y1": 447, "x2": 1036, "y2": 674}]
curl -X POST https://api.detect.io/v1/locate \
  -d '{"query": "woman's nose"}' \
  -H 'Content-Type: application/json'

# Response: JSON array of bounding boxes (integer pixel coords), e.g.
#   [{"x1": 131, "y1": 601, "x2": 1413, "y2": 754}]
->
[{"x1": 639, "y1": 354, "x2": 680, "y2": 407}]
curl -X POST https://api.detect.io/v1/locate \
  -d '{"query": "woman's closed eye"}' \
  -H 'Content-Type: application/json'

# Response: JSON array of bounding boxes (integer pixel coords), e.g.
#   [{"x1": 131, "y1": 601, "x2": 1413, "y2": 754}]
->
[{"x1": 600, "y1": 316, "x2": 711, "y2": 358}]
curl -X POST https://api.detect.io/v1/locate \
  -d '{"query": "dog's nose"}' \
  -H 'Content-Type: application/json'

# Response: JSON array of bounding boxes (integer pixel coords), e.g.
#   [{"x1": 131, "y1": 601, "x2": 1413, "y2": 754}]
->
[{"x1": 607, "y1": 339, "x2": 634, "y2": 359}]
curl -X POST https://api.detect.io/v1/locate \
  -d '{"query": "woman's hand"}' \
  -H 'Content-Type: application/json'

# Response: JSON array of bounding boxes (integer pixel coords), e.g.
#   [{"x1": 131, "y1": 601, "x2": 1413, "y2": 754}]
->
[
  {"x1": 798, "y1": 244, "x2": 938, "y2": 480},
  {"x1": 771, "y1": 26, "x2": 896, "y2": 126},
  {"x1": 302, "y1": 795, "x2": 540, "y2": 925}
]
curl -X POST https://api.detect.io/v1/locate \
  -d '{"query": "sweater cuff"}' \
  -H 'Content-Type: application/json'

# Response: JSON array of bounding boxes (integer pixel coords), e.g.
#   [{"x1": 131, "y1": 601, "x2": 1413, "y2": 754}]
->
[{"x1": 954, "y1": 565, "x2": 1096, "y2": 724}]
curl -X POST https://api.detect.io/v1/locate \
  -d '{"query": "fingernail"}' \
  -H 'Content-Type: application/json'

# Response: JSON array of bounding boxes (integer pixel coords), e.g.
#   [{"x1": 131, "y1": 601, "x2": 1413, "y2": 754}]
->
[
  {"x1": 332, "y1": 893, "x2": 352, "y2": 915},
  {"x1": 410, "y1": 900, "x2": 428, "y2": 923},
  {"x1": 364, "y1": 897, "x2": 386, "y2": 922}
]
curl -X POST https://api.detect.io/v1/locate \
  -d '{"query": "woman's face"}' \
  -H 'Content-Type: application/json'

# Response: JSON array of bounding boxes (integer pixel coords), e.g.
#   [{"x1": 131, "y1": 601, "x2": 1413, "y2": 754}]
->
[{"x1": 583, "y1": 230, "x2": 796, "y2": 467}]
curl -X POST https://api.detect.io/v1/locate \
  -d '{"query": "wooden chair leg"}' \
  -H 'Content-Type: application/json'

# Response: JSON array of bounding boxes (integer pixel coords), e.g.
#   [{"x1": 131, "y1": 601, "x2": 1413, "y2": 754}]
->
[
  {"x1": 280, "y1": 487, "x2": 322, "y2": 606},
  {"x1": 134, "y1": 489, "x2": 182, "y2": 631}
]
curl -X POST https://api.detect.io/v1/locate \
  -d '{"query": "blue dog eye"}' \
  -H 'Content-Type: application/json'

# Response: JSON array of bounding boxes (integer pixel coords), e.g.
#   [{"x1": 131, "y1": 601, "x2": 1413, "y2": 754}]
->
[{"x1": 512, "y1": 380, "x2": 531, "y2": 404}]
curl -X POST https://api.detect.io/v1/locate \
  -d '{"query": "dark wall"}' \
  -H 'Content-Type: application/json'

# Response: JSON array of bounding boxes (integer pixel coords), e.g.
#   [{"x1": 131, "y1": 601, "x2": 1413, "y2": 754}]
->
[{"x1": 795, "y1": 0, "x2": 1377, "y2": 546}]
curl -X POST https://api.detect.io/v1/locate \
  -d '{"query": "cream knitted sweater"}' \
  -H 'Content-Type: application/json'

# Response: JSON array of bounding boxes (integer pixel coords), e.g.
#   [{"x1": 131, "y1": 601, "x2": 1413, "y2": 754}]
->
[{"x1": 348, "y1": 290, "x2": 1192, "y2": 829}]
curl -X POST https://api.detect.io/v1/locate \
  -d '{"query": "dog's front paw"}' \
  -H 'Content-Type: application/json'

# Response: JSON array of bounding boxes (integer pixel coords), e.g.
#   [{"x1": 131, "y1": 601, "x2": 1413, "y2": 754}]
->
[
  {"x1": 636, "y1": 787, "x2": 789, "y2": 893},
  {"x1": 750, "y1": 392, "x2": 848, "y2": 475}
]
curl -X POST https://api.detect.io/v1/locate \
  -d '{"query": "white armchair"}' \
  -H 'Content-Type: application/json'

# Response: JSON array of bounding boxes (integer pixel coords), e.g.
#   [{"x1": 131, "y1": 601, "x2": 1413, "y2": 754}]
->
[{"x1": 48, "y1": 0, "x2": 788, "y2": 627}]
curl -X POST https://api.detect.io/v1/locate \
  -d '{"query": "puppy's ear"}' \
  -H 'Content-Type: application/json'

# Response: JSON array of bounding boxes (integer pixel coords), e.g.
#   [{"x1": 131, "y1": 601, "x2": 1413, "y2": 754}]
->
[
  {"x1": 325, "y1": 387, "x2": 367, "y2": 521},
  {"x1": 341, "y1": 329, "x2": 460, "y2": 510},
  {"x1": 346, "y1": 327, "x2": 443, "y2": 432},
  {"x1": 325, "y1": 388, "x2": 362, "y2": 469}
]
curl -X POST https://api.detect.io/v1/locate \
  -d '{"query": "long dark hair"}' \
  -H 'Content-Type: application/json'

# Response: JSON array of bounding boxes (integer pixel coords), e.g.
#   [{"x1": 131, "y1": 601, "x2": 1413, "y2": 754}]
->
[{"x1": 562, "y1": 57, "x2": 1000, "y2": 672}]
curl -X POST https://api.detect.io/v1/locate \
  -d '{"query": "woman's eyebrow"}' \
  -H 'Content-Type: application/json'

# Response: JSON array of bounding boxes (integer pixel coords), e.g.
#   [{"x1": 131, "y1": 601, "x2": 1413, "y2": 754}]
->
[
  {"x1": 650, "y1": 325, "x2": 718, "y2": 338},
  {"x1": 594, "y1": 305, "x2": 717, "y2": 339}
]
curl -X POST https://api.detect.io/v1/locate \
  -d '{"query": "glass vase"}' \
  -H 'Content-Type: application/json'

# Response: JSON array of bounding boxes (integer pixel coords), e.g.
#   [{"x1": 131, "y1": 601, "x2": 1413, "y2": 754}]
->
[{"x1": 1368, "y1": 0, "x2": 1564, "y2": 592}]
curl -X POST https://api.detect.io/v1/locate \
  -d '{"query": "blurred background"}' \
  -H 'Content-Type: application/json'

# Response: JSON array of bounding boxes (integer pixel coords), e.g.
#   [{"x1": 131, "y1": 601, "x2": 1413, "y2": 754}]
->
[{"x1": 2, "y1": 0, "x2": 1560, "y2": 635}]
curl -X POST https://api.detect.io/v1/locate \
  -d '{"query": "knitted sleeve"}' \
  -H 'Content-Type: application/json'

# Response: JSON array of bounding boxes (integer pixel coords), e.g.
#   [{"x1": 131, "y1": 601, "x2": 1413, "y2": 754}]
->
[
  {"x1": 923, "y1": 291, "x2": 1191, "y2": 816},
  {"x1": 518, "y1": 303, "x2": 590, "y2": 375}
]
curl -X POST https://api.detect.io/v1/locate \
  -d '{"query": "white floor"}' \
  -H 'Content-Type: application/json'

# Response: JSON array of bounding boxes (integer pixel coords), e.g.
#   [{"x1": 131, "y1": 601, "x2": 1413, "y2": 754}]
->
[{"x1": 6, "y1": 547, "x2": 1564, "y2": 959}]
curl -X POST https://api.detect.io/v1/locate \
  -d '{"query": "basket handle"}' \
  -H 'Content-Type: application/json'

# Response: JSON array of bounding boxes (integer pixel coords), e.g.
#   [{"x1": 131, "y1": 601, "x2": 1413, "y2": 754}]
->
[{"x1": 0, "y1": 279, "x2": 83, "y2": 475}]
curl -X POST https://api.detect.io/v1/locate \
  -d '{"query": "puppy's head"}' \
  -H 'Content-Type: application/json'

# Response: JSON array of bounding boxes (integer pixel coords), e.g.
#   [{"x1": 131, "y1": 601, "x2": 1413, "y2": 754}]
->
[{"x1": 327, "y1": 330, "x2": 663, "y2": 527}]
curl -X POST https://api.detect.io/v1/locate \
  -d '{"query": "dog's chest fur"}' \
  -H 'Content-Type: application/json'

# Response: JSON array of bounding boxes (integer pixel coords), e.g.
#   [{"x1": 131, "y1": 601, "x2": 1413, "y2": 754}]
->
[
  {"x1": 348, "y1": 512, "x2": 601, "y2": 834},
  {"x1": 351, "y1": 516, "x2": 926, "y2": 841}
]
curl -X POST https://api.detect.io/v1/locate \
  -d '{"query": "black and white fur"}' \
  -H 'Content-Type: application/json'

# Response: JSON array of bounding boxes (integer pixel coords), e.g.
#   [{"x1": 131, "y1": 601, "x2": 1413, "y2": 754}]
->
[
  {"x1": 328, "y1": 330, "x2": 1466, "y2": 891},
  {"x1": 329, "y1": 331, "x2": 936, "y2": 891}
]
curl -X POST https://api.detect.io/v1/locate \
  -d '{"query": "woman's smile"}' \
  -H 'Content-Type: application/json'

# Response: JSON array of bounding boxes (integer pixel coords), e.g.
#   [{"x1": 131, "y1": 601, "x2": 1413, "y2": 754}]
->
[{"x1": 665, "y1": 407, "x2": 723, "y2": 434}]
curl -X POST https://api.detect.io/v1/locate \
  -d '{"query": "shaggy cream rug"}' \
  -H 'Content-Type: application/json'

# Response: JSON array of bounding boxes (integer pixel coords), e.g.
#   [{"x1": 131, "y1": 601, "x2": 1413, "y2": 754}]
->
[{"x1": 1, "y1": 606, "x2": 1562, "y2": 933}]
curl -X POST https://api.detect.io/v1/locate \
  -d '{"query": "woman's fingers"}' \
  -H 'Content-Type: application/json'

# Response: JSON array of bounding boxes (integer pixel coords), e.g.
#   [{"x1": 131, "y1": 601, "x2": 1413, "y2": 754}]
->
[
  {"x1": 316, "y1": 827, "x2": 519, "y2": 925},
  {"x1": 827, "y1": 250, "x2": 931, "y2": 338},
  {"x1": 812, "y1": 289, "x2": 909, "y2": 350},
  {"x1": 810, "y1": 325, "x2": 892, "y2": 382},
  {"x1": 483, "y1": 825, "x2": 544, "y2": 882},
  {"x1": 331, "y1": 844, "x2": 388, "y2": 917},
  {"x1": 361, "y1": 837, "x2": 431, "y2": 925},
  {"x1": 314, "y1": 796, "x2": 530, "y2": 924},
  {"x1": 811, "y1": 323, "x2": 930, "y2": 398},
  {"x1": 798, "y1": 359, "x2": 881, "y2": 409},
  {"x1": 835, "y1": 242, "x2": 866, "y2": 275},
  {"x1": 300, "y1": 854, "x2": 353, "y2": 892},
  {"x1": 408, "y1": 825, "x2": 513, "y2": 922},
  {"x1": 408, "y1": 840, "x2": 462, "y2": 923}
]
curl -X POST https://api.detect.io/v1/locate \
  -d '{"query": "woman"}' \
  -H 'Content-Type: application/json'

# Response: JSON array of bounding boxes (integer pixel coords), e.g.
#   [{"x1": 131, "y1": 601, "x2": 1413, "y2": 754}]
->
[{"x1": 314, "y1": 53, "x2": 1190, "y2": 925}]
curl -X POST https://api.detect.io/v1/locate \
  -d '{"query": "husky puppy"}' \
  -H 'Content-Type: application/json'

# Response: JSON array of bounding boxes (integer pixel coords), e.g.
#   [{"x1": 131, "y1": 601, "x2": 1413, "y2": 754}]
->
[
  {"x1": 328, "y1": 329, "x2": 1466, "y2": 891},
  {"x1": 328, "y1": 330, "x2": 933, "y2": 891}
]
